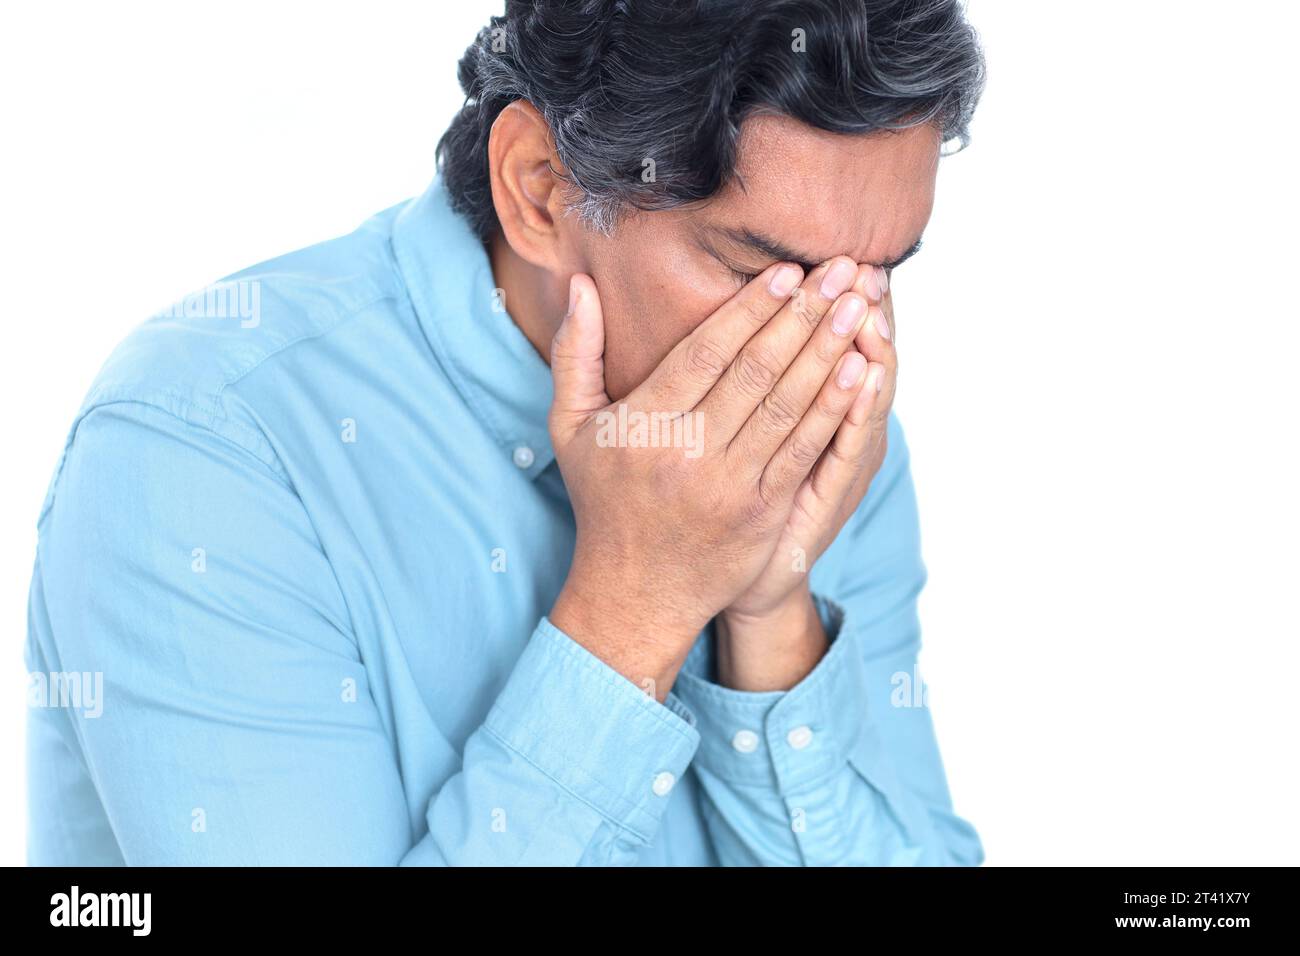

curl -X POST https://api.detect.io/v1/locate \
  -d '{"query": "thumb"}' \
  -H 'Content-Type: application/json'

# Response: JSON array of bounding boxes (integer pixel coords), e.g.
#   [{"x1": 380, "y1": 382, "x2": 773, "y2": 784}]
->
[{"x1": 548, "y1": 273, "x2": 610, "y2": 444}]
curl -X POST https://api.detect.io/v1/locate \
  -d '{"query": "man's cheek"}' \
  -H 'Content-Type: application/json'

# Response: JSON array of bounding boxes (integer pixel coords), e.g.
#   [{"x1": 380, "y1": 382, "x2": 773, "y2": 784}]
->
[
  {"x1": 600, "y1": 272, "x2": 734, "y2": 401},
  {"x1": 597, "y1": 303, "x2": 663, "y2": 402},
  {"x1": 616, "y1": 324, "x2": 681, "y2": 400}
]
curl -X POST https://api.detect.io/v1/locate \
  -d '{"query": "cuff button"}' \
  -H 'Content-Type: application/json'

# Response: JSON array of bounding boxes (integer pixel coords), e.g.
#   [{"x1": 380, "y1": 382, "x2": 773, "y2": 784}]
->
[{"x1": 652, "y1": 771, "x2": 676, "y2": 796}]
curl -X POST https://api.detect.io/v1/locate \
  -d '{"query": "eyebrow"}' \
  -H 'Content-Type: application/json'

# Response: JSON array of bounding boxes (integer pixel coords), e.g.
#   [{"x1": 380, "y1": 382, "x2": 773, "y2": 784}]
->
[{"x1": 709, "y1": 226, "x2": 925, "y2": 272}]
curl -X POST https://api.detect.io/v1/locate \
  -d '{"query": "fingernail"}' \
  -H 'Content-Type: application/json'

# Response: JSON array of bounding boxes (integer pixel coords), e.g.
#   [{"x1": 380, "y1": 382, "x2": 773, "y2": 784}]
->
[
  {"x1": 831, "y1": 294, "x2": 866, "y2": 335},
  {"x1": 567, "y1": 278, "x2": 580, "y2": 316},
  {"x1": 867, "y1": 363, "x2": 885, "y2": 393},
  {"x1": 871, "y1": 306, "x2": 891, "y2": 341},
  {"x1": 876, "y1": 266, "x2": 889, "y2": 295},
  {"x1": 863, "y1": 266, "x2": 882, "y2": 301},
  {"x1": 820, "y1": 259, "x2": 856, "y2": 300},
  {"x1": 768, "y1": 264, "x2": 802, "y2": 298},
  {"x1": 837, "y1": 351, "x2": 867, "y2": 389}
]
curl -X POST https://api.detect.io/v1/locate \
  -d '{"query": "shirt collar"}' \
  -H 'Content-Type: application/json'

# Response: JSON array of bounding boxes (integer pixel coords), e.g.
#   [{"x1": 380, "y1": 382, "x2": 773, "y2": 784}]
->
[{"x1": 390, "y1": 174, "x2": 556, "y2": 478}]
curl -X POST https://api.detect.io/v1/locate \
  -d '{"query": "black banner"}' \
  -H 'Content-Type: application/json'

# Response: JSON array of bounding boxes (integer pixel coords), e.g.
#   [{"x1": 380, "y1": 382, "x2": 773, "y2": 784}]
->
[{"x1": 2, "y1": 866, "x2": 1289, "y2": 942}]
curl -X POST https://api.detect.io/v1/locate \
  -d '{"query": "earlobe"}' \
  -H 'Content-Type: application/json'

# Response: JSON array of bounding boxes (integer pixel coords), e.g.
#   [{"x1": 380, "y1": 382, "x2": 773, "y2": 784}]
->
[{"x1": 487, "y1": 100, "x2": 571, "y2": 271}]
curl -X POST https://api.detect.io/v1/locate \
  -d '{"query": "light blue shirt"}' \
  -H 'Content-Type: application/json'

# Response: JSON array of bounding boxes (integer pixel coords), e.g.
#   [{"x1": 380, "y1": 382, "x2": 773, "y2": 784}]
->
[{"x1": 25, "y1": 175, "x2": 983, "y2": 866}]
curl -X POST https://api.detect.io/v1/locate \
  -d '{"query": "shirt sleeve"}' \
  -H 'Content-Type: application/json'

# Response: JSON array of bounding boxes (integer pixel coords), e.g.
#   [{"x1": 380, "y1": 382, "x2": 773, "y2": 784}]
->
[
  {"x1": 670, "y1": 415, "x2": 984, "y2": 866},
  {"x1": 26, "y1": 401, "x2": 699, "y2": 865}
]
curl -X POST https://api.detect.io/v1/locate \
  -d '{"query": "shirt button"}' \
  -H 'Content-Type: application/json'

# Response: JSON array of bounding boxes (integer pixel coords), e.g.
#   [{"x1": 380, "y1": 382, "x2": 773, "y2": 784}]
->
[
  {"x1": 786, "y1": 725, "x2": 814, "y2": 750},
  {"x1": 652, "y1": 771, "x2": 676, "y2": 796},
  {"x1": 731, "y1": 730, "x2": 760, "y2": 753},
  {"x1": 512, "y1": 445, "x2": 535, "y2": 469}
]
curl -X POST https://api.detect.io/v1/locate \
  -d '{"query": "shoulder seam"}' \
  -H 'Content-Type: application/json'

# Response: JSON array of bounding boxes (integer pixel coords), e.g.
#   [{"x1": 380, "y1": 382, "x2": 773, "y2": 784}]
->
[
  {"x1": 78, "y1": 387, "x2": 289, "y2": 481},
  {"x1": 217, "y1": 291, "x2": 401, "y2": 394}
]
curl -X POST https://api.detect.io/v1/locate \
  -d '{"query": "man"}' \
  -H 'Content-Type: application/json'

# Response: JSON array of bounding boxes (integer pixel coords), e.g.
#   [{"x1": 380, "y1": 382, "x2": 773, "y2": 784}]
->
[{"x1": 26, "y1": 0, "x2": 985, "y2": 865}]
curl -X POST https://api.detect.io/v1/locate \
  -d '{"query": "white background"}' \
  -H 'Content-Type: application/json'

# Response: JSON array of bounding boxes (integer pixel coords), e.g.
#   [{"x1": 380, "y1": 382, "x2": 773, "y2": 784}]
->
[{"x1": 1, "y1": 1, "x2": 1296, "y2": 866}]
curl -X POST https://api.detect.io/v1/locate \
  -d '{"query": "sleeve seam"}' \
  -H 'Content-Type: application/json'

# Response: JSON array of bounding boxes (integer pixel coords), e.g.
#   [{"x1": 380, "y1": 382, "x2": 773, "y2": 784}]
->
[{"x1": 478, "y1": 724, "x2": 656, "y2": 846}]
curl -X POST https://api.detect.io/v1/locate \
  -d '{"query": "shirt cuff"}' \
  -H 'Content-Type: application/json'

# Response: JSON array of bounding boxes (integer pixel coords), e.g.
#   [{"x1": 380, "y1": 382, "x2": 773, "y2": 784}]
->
[
  {"x1": 671, "y1": 594, "x2": 869, "y2": 791},
  {"x1": 483, "y1": 616, "x2": 701, "y2": 842}
]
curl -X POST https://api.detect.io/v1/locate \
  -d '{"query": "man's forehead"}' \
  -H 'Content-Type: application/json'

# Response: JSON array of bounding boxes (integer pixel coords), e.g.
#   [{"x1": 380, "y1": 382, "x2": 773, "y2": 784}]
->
[{"x1": 702, "y1": 114, "x2": 941, "y2": 267}]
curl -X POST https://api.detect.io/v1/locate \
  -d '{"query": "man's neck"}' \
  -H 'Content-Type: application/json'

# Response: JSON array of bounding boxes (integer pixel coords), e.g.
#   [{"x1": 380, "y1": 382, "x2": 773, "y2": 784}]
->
[{"x1": 487, "y1": 232, "x2": 562, "y2": 366}]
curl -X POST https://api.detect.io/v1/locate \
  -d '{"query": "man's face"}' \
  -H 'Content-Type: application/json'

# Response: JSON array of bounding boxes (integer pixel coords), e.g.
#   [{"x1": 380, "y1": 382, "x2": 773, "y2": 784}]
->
[{"x1": 572, "y1": 114, "x2": 941, "y2": 401}]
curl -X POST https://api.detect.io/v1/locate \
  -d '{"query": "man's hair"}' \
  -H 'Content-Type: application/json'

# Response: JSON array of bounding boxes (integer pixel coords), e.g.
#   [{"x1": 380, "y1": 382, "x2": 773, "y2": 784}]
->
[{"x1": 437, "y1": 0, "x2": 985, "y2": 240}]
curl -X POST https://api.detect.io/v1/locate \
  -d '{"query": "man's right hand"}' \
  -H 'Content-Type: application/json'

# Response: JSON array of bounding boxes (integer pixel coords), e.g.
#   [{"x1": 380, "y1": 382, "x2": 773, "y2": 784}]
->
[{"x1": 547, "y1": 257, "x2": 876, "y2": 697}]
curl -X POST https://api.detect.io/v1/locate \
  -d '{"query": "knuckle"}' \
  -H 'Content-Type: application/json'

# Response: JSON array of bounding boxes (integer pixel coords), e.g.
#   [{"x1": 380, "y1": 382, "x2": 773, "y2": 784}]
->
[
  {"x1": 733, "y1": 345, "x2": 780, "y2": 395},
  {"x1": 814, "y1": 327, "x2": 847, "y2": 364},
  {"x1": 879, "y1": 367, "x2": 898, "y2": 405},
  {"x1": 548, "y1": 340, "x2": 574, "y2": 371},
  {"x1": 735, "y1": 292, "x2": 776, "y2": 328},
  {"x1": 825, "y1": 438, "x2": 854, "y2": 467},
  {"x1": 684, "y1": 337, "x2": 729, "y2": 380},
  {"x1": 866, "y1": 404, "x2": 892, "y2": 443},
  {"x1": 548, "y1": 323, "x2": 572, "y2": 361},
  {"x1": 814, "y1": 387, "x2": 845, "y2": 421},
  {"x1": 787, "y1": 432, "x2": 823, "y2": 469},
  {"x1": 759, "y1": 387, "x2": 802, "y2": 433}
]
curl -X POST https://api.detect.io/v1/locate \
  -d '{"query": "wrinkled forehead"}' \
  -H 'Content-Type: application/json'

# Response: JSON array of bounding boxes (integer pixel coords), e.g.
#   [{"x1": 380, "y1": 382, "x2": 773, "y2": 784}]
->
[{"x1": 701, "y1": 113, "x2": 941, "y2": 268}]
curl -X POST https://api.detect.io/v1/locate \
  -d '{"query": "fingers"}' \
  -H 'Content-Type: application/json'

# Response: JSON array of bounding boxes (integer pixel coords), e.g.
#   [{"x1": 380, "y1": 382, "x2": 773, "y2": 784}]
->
[
  {"x1": 809, "y1": 359, "x2": 887, "y2": 507},
  {"x1": 548, "y1": 274, "x2": 610, "y2": 446},
  {"x1": 697, "y1": 256, "x2": 860, "y2": 440},
  {"x1": 757, "y1": 350, "x2": 868, "y2": 507},
  {"x1": 872, "y1": 266, "x2": 895, "y2": 341},
  {"x1": 727, "y1": 287, "x2": 870, "y2": 468},
  {"x1": 803, "y1": 276, "x2": 897, "y2": 514},
  {"x1": 635, "y1": 261, "x2": 805, "y2": 412},
  {"x1": 859, "y1": 263, "x2": 887, "y2": 305},
  {"x1": 849, "y1": 289, "x2": 897, "y2": 432}
]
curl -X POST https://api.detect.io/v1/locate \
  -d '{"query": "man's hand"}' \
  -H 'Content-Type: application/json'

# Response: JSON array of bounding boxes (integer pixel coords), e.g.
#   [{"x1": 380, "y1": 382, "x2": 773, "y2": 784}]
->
[
  {"x1": 717, "y1": 266, "x2": 898, "y2": 690},
  {"x1": 547, "y1": 257, "x2": 874, "y2": 699}
]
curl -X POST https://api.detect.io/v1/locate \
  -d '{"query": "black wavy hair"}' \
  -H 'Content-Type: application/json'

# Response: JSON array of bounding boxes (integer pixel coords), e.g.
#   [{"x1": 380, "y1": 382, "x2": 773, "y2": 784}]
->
[{"x1": 437, "y1": 0, "x2": 985, "y2": 239}]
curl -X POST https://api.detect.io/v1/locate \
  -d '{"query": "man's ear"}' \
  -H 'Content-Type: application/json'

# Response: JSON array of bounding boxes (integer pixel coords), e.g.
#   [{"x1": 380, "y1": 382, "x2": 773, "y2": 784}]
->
[{"x1": 487, "y1": 100, "x2": 578, "y2": 272}]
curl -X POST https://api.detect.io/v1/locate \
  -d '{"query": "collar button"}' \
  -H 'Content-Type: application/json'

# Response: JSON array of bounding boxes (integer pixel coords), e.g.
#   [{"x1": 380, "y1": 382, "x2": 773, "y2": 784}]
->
[{"x1": 787, "y1": 725, "x2": 814, "y2": 751}]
